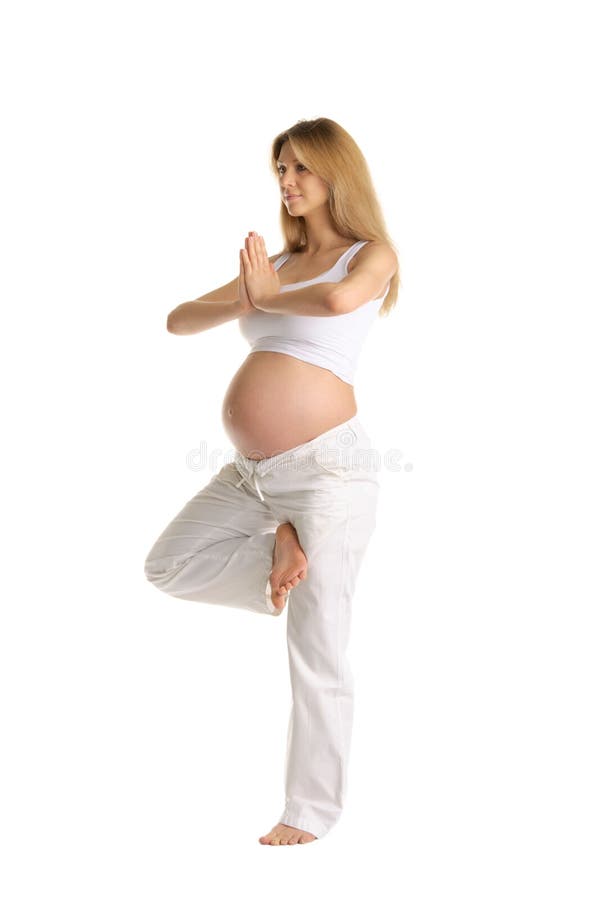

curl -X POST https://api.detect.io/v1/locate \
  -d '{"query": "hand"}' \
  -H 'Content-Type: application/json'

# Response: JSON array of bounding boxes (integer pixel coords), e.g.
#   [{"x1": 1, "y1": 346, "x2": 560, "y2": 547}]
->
[
  {"x1": 240, "y1": 231, "x2": 280, "y2": 310},
  {"x1": 238, "y1": 232, "x2": 259, "y2": 316}
]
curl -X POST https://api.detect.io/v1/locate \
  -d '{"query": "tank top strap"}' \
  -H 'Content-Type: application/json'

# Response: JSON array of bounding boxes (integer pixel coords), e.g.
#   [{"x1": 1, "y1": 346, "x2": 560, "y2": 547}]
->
[
  {"x1": 342, "y1": 240, "x2": 369, "y2": 268},
  {"x1": 273, "y1": 252, "x2": 291, "y2": 271}
]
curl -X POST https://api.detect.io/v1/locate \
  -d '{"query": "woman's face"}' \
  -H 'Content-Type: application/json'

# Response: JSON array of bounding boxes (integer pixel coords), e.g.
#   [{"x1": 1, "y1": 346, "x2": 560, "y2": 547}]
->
[{"x1": 276, "y1": 145, "x2": 329, "y2": 216}]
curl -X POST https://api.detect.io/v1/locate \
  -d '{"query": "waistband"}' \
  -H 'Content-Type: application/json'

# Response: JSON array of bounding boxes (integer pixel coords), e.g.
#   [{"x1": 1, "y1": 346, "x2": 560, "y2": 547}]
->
[{"x1": 232, "y1": 414, "x2": 367, "y2": 501}]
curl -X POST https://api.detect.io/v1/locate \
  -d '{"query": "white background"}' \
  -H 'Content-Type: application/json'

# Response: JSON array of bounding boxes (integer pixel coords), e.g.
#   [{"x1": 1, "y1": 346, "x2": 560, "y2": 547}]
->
[{"x1": 1, "y1": 1, "x2": 596, "y2": 897}]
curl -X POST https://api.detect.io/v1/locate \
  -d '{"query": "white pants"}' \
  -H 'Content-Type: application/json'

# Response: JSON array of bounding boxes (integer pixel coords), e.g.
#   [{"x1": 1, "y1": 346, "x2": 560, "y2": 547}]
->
[{"x1": 144, "y1": 414, "x2": 380, "y2": 839}]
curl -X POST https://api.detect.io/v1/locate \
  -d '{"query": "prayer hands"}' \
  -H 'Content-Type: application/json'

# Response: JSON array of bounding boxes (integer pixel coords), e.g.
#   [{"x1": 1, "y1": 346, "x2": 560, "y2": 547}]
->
[
  {"x1": 240, "y1": 231, "x2": 281, "y2": 310},
  {"x1": 238, "y1": 232, "x2": 258, "y2": 315}
]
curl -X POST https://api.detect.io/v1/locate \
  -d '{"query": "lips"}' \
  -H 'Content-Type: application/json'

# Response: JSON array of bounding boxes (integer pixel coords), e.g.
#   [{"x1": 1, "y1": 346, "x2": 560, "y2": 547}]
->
[{"x1": 285, "y1": 195, "x2": 301, "y2": 200}]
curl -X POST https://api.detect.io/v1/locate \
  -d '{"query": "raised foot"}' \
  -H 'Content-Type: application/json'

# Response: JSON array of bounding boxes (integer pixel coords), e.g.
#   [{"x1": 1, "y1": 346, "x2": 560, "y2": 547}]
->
[
  {"x1": 258, "y1": 823, "x2": 318, "y2": 845},
  {"x1": 269, "y1": 523, "x2": 308, "y2": 612}
]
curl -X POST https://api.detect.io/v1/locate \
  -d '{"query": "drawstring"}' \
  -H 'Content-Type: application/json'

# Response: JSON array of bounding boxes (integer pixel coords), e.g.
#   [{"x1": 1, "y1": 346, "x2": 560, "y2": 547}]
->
[
  {"x1": 235, "y1": 467, "x2": 266, "y2": 502},
  {"x1": 232, "y1": 418, "x2": 360, "y2": 503}
]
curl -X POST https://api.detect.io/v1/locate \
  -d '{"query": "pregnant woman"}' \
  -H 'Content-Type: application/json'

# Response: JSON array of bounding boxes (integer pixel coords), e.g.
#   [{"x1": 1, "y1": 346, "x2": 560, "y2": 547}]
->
[{"x1": 144, "y1": 117, "x2": 399, "y2": 846}]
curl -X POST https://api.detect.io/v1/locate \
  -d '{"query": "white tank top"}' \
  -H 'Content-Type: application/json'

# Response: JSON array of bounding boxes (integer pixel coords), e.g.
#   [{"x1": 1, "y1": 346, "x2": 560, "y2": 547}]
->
[{"x1": 238, "y1": 240, "x2": 388, "y2": 385}]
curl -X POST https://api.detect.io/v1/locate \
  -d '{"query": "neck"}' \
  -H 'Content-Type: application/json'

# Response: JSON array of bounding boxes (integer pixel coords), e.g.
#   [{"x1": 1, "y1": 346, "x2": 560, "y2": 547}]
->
[{"x1": 300, "y1": 210, "x2": 350, "y2": 256}]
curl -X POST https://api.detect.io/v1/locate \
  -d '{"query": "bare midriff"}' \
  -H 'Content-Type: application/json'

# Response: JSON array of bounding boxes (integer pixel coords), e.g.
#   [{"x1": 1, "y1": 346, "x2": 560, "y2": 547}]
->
[
  {"x1": 222, "y1": 242, "x2": 361, "y2": 460},
  {"x1": 222, "y1": 351, "x2": 357, "y2": 459}
]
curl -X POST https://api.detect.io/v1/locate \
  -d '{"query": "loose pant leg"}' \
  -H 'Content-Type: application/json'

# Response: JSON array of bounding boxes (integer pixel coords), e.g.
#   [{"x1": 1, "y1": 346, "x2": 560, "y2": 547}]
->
[
  {"x1": 143, "y1": 461, "x2": 282, "y2": 616},
  {"x1": 251, "y1": 417, "x2": 380, "y2": 839},
  {"x1": 144, "y1": 415, "x2": 379, "y2": 839}
]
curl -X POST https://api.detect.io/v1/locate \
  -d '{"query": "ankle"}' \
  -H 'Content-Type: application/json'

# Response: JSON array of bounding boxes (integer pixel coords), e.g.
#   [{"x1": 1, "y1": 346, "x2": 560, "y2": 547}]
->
[{"x1": 276, "y1": 523, "x2": 297, "y2": 543}]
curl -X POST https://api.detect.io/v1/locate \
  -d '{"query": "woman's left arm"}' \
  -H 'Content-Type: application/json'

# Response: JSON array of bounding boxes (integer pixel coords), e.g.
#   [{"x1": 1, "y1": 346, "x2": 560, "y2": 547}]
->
[{"x1": 255, "y1": 282, "x2": 340, "y2": 316}]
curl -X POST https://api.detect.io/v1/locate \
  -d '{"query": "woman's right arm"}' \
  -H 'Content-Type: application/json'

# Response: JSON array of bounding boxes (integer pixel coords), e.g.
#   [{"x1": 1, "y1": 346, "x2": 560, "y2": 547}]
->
[
  {"x1": 166, "y1": 275, "x2": 244, "y2": 336},
  {"x1": 166, "y1": 250, "x2": 281, "y2": 336}
]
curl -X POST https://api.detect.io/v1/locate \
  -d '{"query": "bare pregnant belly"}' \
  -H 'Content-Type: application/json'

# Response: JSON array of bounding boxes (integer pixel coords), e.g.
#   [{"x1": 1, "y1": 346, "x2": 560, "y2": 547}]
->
[{"x1": 222, "y1": 351, "x2": 357, "y2": 459}]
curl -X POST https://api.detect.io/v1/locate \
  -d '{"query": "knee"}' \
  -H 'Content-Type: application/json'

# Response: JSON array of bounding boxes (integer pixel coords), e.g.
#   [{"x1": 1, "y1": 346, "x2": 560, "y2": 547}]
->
[
  {"x1": 143, "y1": 552, "x2": 171, "y2": 587},
  {"x1": 143, "y1": 547, "x2": 193, "y2": 590}
]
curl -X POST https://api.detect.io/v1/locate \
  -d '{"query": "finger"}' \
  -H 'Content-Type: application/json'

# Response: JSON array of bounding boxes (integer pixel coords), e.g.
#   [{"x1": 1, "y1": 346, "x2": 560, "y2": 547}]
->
[
  {"x1": 257, "y1": 235, "x2": 267, "y2": 264},
  {"x1": 256, "y1": 235, "x2": 267, "y2": 268},
  {"x1": 249, "y1": 234, "x2": 258, "y2": 263}
]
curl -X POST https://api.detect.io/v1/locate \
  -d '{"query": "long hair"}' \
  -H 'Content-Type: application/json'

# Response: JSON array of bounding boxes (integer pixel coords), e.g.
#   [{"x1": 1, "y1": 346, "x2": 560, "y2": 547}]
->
[{"x1": 270, "y1": 117, "x2": 400, "y2": 317}]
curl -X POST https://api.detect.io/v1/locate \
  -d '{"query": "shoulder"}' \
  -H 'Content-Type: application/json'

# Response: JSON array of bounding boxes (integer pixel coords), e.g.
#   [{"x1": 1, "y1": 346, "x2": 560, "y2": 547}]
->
[{"x1": 348, "y1": 241, "x2": 398, "y2": 277}]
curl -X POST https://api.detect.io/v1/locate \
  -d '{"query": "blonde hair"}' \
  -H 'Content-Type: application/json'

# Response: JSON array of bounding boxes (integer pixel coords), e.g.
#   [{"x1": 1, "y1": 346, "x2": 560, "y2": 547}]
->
[{"x1": 270, "y1": 117, "x2": 400, "y2": 317}]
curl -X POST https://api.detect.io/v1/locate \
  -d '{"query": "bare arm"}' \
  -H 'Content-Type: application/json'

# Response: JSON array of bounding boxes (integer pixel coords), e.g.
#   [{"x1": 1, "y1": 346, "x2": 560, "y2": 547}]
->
[
  {"x1": 167, "y1": 297, "x2": 244, "y2": 336},
  {"x1": 167, "y1": 251, "x2": 282, "y2": 335},
  {"x1": 257, "y1": 282, "x2": 340, "y2": 316}
]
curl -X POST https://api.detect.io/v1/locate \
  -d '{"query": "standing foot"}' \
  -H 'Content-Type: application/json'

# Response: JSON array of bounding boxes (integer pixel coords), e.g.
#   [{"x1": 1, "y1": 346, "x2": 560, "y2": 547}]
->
[{"x1": 258, "y1": 823, "x2": 318, "y2": 845}]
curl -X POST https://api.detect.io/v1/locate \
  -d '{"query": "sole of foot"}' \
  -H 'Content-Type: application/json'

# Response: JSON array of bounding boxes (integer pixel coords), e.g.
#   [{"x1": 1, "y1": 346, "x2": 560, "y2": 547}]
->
[{"x1": 269, "y1": 524, "x2": 308, "y2": 612}]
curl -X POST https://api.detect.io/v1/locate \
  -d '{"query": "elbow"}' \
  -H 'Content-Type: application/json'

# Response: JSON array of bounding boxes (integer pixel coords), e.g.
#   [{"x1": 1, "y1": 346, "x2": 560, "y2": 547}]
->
[
  {"x1": 166, "y1": 311, "x2": 182, "y2": 334},
  {"x1": 328, "y1": 286, "x2": 348, "y2": 315}
]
